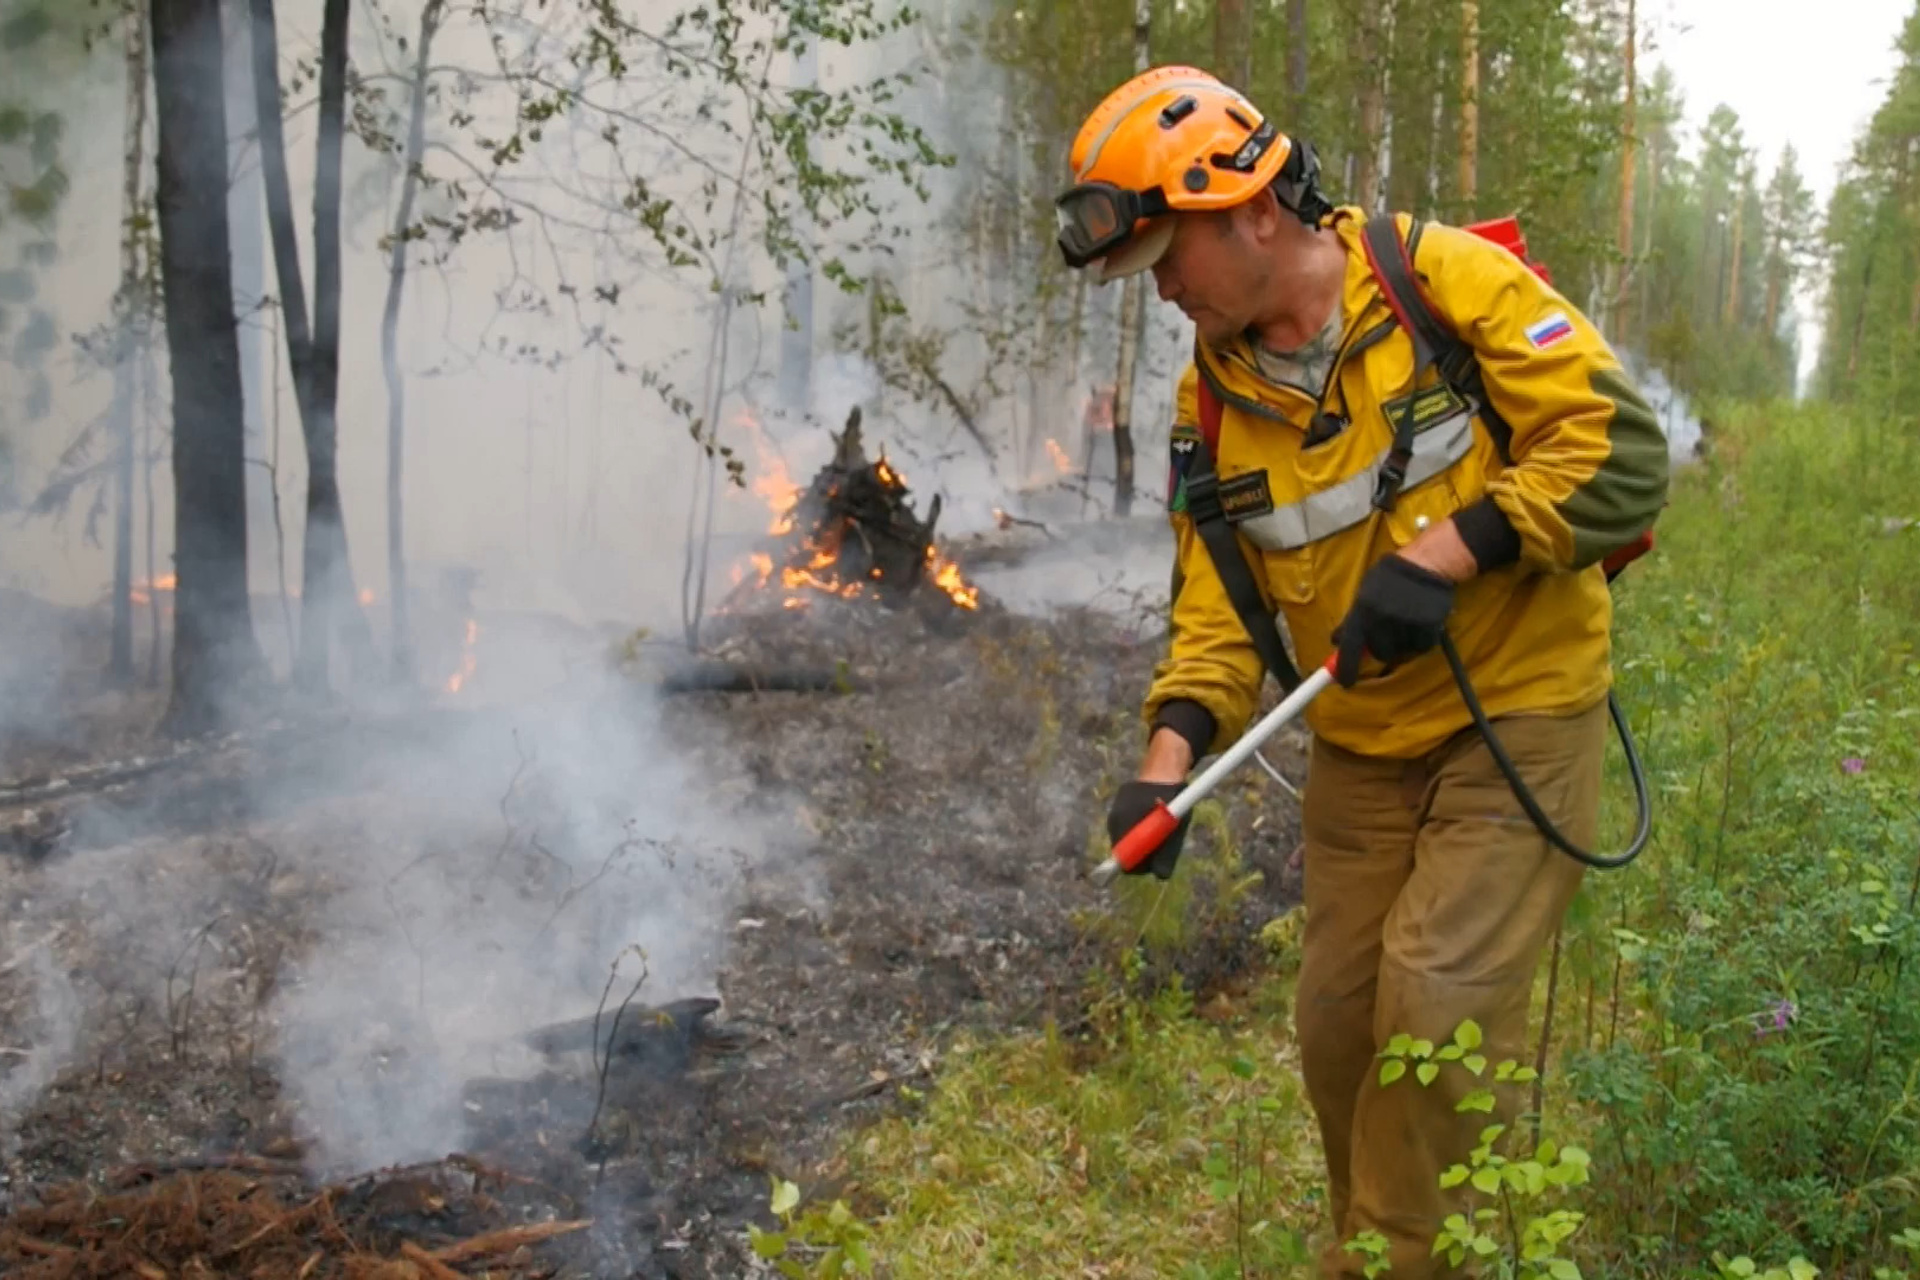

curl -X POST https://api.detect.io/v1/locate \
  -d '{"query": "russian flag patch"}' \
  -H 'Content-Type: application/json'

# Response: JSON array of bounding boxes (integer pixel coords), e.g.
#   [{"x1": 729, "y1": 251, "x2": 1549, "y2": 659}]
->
[{"x1": 1525, "y1": 311, "x2": 1575, "y2": 350}]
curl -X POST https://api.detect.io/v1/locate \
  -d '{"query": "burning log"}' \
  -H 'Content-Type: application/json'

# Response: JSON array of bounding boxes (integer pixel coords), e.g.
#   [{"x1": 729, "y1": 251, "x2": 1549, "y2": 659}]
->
[{"x1": 721, "y1": 406, "x2": 983, "y2": 616}]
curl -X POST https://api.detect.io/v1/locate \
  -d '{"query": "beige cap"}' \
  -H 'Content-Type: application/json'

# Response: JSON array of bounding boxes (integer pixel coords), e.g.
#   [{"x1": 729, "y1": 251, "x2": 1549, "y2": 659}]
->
[{"x1": 1096, "y1": 219, "x2": 1175, "y2": 283}]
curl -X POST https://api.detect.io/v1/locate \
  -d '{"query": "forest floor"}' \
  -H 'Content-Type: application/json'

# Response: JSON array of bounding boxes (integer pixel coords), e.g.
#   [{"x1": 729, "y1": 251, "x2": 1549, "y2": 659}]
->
[{"x1": 0, "y1": 567, "x2": 1312, "y2": 1279}]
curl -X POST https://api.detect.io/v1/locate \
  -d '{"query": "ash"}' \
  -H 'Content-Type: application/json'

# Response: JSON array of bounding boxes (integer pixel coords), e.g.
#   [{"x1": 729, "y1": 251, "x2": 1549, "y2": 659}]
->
[{"x1": 0, "y1": 596, "x2": 1308, "y2": 1277}]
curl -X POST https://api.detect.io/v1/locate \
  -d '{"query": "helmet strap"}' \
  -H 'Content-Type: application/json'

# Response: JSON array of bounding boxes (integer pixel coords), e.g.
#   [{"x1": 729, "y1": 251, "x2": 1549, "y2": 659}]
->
[{"x1": 1272, "y1": 139, "x2": 1335, "y2": 227}]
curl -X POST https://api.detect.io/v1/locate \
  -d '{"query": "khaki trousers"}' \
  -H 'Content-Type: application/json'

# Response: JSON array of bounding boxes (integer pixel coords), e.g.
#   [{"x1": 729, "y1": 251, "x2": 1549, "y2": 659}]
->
[{"x1": 1294, "y1": 697, "x2": 1605, "y2": 1278}]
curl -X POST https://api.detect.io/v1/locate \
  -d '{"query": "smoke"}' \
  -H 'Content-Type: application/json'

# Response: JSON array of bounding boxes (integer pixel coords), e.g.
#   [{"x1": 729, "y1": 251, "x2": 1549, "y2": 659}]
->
[
  {"x1": 1618, "y1": 350, "x2": 1706, "y2": 463},
  {"x1": 262, "y1": 652, "x2": 802, "y2": 1175},
  {"x1": 0, "y1": 0, "x2": 1157, "y2": 1180},
  {"x1": 0, "y1": 949, "x2": 80, "y2": 1151},
  {"x1": 0, "y1": 625, "x2": 807, "y2": 1174}
]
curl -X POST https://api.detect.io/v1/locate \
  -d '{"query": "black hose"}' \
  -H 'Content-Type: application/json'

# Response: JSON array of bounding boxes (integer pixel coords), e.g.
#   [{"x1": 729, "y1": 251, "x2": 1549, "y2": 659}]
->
[{"x1": 1438, "y1": 632, "x2": 1651, "y2": 871}]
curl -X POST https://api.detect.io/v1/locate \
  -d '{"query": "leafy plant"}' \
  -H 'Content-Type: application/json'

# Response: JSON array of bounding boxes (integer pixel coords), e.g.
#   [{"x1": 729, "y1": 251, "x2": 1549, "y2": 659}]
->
[
  {"x1": 1367, "y1": 1019, "x2": 1587, "y2": 1279},
  {"x1": 749, "y1": 1177, "x2": 876, "y2": 1279}
]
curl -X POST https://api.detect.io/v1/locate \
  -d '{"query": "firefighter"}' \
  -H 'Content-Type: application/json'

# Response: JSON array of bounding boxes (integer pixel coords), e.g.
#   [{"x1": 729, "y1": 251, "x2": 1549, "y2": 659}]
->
[{"x1": 1058, "y1": 67, "x2": 1668, "y2": 1276}]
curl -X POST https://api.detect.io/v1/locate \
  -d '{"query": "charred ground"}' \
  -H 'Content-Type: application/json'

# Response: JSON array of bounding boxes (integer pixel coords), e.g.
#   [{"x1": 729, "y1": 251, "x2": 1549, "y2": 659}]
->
[{"x1": 0, "y1": 591, "x2": 1309, "y2": 1278}]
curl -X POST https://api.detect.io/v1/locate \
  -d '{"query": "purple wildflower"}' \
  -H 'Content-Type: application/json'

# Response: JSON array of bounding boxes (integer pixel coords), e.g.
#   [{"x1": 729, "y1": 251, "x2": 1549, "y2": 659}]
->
[
  {"x1": 1842, "y1": 757, "x2": 1867, "y2": 775},
  {"x1": 1755, "y1": 998, "x2": 1797, "y2": 1038}
]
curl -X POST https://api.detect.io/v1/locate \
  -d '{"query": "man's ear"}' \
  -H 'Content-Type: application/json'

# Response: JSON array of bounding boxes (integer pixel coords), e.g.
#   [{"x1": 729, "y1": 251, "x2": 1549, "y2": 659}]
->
[{"x1": 1235, "y1": 187, "x2": 1285, "y2": 244}]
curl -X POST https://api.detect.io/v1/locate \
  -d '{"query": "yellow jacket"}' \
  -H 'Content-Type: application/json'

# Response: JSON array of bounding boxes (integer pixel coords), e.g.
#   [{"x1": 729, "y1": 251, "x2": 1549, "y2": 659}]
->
[{"x1": 1145, "y1": 208, "x2": 1669, "y2": 759}]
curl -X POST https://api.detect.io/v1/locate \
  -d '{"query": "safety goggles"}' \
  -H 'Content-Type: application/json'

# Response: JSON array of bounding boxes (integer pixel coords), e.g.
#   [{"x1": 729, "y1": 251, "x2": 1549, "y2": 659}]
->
[{"x1": 1054, "y1": 182, "x2": 1173, "y2": 271}]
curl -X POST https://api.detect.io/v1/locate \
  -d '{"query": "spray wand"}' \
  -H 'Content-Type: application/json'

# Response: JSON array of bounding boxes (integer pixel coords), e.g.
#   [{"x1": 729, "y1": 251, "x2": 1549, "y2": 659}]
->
[{"x1": 1090, "y1": 654, "x2": 1337, "y2": 888}]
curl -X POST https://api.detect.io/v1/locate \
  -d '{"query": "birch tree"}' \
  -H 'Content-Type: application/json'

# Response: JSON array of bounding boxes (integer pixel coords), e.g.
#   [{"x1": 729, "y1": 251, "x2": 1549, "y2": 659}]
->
[{"x1": 1108, "y1": 0, "x2": 1151, "y2": 518}]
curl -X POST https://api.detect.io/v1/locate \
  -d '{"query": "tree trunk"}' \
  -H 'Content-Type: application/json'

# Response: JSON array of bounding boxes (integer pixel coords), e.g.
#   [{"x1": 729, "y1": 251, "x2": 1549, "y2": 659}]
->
[
  {"x1": 380, "y1": 0, "x2": 445, "y2": 683},
  {"x1": 110, "y1": 0, "x2": 151, "y2": 686},
  {"x1": 1846, "y1": 240, "x2": 1878, "y2": 386},
  {"x1": 1723, "y1": 179, "x2": 1745, "y2": 327},
  {"x1": 150, "y1": 0, "x2": 264, "y2": 735},
  {"x1": 1214, "y1": 0, "x2": 1251, "y2": 87},
  {"x1": 247, "y1": 0, "x2": 312, "y2": 422},
  {"x1": 1458, "y1": 0, "x2": 1478, "y2": 215},
  {"x1": 297, "y1": 0, "x2": 374, "y2": 692},
  {"x1": 1608, "y1": 0, "x2": 1637, "y2": 343},
  {"x1": 1633, "y1": 134, "x2": 1659, "y2": 351},
  {"x1": 1287, "y1": 0, "x2": 1308, "y2": 122},
  {"x1": 1024, "y1": 281, "x2": 1051, "y2": 479},
  {"x1": 250, "y1": 0, "x2": 370, "y2": 693},
  {"x1": 1111, "y1": 0, "x2": 1152, "y2": 520},
  {"x1": 1354, "y1": 2, "x2": 1390, "y2": 213},
  {"x1": 777, "y1": 33, "x2": 817, "y2": 414}
]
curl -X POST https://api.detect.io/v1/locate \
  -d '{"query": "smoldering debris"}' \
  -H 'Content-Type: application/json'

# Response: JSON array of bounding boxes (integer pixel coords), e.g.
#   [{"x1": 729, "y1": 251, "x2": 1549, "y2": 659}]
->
[
  {"x1": 257, "y1": 665, "x2": 802, "y2": 1180},
  {"x1": 0, "y1": 592, "x2": 1307, "y2": 1275},
  {"x1": 0, "y1": 1158, "x2": 595, "y2": 1278}
]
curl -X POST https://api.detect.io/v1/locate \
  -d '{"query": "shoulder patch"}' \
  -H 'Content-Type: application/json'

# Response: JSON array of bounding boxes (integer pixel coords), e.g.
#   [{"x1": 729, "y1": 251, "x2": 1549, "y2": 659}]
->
[
  {"x1": 1168, "y1": 428, "x2": 1201, "y2": 512},
  {"x1": 1524, "y1": 310, "x2": 1575, "y2": 350}
]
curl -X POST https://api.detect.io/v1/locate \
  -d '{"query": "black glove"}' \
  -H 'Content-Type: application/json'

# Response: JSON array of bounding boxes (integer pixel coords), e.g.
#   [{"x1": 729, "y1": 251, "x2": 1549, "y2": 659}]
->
[
  {"x1": 1106, "y1": 780, "x2": 1192, "y2": 880},
  {"x1": 1332, "y1": 554, "x2": 1455, "y2": 688}
]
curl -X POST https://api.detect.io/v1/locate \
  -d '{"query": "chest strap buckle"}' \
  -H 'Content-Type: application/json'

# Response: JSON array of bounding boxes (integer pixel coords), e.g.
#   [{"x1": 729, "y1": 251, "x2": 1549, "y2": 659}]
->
[
  {"x1": 1370, "y1": 449, "x2": 1410, "y2": 512},
  {"x1": 1183, "y1": 469, "x2": 1224, "y2": 524}
]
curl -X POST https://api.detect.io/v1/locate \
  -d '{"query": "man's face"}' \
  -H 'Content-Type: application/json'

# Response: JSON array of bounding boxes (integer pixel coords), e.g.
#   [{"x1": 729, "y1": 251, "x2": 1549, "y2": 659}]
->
[{"x1": 1150, "y1": 199, "x2": 1281, "y2": 344}]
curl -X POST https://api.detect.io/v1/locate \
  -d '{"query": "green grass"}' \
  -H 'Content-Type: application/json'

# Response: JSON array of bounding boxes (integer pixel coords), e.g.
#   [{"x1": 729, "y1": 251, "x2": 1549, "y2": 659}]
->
[
  {"x1": 768, "y1": 401, "x2": 1920, "y2": 1280},
  {"x1": 841, "y1": 941, "x2": 1326, "y2": 1280}
]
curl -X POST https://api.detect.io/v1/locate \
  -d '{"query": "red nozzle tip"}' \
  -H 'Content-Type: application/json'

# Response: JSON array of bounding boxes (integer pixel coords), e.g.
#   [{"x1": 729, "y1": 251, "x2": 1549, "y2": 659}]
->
[{"x1": 1110, "y1": 800, "x2": 1181, "y2": 874}]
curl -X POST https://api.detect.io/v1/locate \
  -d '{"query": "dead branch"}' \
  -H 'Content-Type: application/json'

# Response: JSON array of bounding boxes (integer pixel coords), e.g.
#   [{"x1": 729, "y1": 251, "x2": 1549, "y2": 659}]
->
[
  {"x1": 213, "y1": 1190, "x2": 337, "y2": 1259},
  {"x1": 428, "y1": 1219, "x2": 593, "y2": 1265},
  {"x1": 585, "y1": 947, "x2": 650, "y2": 1149},
  {"x1": 164, "y1": 913, "x2": 229, "y2": 1058},
  {"x1": 814, "y1": 1063, "x2": 933, "y2": 1113},
  {"x1": 400, "y1": 1240, "x2": 471, "y2": 1279}
]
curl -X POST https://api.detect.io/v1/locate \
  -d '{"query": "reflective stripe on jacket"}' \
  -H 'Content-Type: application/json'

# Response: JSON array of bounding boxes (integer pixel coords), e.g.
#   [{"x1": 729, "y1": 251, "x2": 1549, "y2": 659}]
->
[{"x1": 1146, "y1": 207, "x2": 1670, "y2": 759}]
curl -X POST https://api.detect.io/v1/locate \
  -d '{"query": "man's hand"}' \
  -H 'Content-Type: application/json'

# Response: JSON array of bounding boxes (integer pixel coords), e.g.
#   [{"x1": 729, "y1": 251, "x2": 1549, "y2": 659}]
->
[
  {"x1": 1138, "y1": 725, "x2": 1196, "y2": 784},
  {"x1": 1107, "y1": 779, "x2": 1193, "y2": 880},
  {"x1": 1332, "y1": 553, "x2": 1456, "y2": 687},
  {"x1": 1398, "y1": 515, "x2": 1482, "y2": 583}
]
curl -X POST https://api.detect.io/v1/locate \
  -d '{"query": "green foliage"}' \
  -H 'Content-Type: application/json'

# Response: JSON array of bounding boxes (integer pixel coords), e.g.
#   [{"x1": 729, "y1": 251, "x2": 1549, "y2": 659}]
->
[
  {"x1": 1369, "y1": 1019, "x2": 1586, "y2": 1280},
  {"x1": 1553, "y1": 403, "x2": 1920, "y2": 1274},
  {"x1": 1813, "y1": 6, "x2": 1920, "y2": 407},
  {"x1": 0, "y1": 0, "x2": 101, "y2": 507},
  {"x1": 749, "y1": 1177, "x2": 877, "y2": 1279},
  {"x1": 837, "y1": 973, "x2": 1324, "y2": 1278}
]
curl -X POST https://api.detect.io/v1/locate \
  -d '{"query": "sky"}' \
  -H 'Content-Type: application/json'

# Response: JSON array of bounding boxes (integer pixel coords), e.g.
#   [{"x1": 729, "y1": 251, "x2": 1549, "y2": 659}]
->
[{"x1": 1649, "y1": 0, "x2": 1913, "y2": 383}]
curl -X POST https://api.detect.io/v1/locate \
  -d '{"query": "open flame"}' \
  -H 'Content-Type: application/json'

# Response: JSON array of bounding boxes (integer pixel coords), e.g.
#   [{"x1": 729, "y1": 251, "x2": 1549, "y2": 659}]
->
[
  {"x1": 445, "y1": 619, "x2": 479, "y2": 694},
  {"x1": 724, "y1": 421, "x2": 980, "y2": 613},
  {"x1": 928, "y1": 550, "x2": 980, "y2": 610},
  {"x1": 128, "y1": 573, "x2": 177, "y2": 606},
  {"x1": 1044, "y1": 439, "x2": 1072, "y2": 474}
]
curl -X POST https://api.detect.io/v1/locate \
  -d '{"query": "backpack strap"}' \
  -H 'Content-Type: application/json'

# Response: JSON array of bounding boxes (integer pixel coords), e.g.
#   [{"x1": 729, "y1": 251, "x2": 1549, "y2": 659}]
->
[
  {"x1": 1359, "y1": 213, "x2": 1520, "y2": 470},
  {"x1": 1188, "y1": 374, "x2": 1304, "y2": 694}
]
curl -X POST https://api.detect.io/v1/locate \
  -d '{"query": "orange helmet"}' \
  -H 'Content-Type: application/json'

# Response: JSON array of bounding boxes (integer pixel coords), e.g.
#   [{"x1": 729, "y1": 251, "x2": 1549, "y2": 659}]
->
[{"x1": 1056, "y1": 66, "x2": 1330, "y2": 282}]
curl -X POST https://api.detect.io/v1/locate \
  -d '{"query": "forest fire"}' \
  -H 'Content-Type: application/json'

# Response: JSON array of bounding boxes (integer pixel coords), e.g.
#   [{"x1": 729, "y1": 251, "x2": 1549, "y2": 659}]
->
[
  {"x1": 1044, "y1": 439, "x2": 1073, "y2": 474},
  {"x1": 128, "y1": 573, "x2": 176, "y2": 606},
  {"x1": 722, "y1": 408, "x2": 982, "y2": 616},
  {"x1": 445, "y1": 619, "x2": 479, "y2": 693}
]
